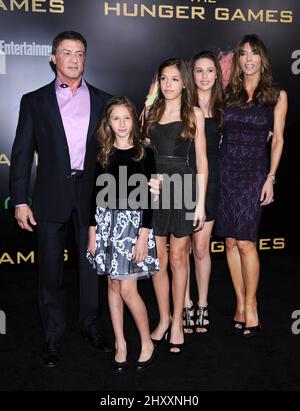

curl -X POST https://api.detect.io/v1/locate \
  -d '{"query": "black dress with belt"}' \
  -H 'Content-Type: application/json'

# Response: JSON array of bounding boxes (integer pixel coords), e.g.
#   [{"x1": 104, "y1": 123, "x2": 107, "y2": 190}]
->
[{"x1": 149, "y1": 121, "x2": 196, "y2": 238}]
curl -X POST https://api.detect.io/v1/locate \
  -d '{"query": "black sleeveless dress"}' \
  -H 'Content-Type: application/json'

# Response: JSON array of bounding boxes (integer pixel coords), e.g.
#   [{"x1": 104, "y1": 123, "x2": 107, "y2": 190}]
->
[
  {"x1": 189, "y1": 117, "x2": 221, "y2": 222},
  {"x1": 149, "y1": 121, "x2": 196, "y2": 238}
]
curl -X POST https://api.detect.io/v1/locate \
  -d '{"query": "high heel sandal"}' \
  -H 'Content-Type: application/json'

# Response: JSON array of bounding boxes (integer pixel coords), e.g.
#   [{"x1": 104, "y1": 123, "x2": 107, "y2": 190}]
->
[
  {"x1": 151, "y1": 325, "x2": 170, "y2": 348},
  {"x1": 183, "y1": 303, "x2": 195, "y2": 334},
  {"x1": 169, "y1": 342, "x2": 185, "y2": 355},
  {"x1": 195, "y1": 305, "x2": 210, "y2": 334},
  {"x1": 169, "y1": 325, "x2": 185, "y2": 355},
  {"x1": 233, "y1": 320, "x2": 245, "y2": 333},
  {"x1": 243, "y1": 322, "x2": 262, "y2": 338}
]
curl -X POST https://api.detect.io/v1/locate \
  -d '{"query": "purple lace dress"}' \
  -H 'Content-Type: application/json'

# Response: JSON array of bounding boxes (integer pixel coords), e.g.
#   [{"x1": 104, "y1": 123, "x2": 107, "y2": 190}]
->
[{"x1": 215, "y1": 103, "x2": 273, "y2": 241}]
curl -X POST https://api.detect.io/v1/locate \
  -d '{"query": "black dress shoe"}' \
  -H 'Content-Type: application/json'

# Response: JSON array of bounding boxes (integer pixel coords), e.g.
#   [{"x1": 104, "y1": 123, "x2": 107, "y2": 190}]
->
[
  {"x1": 81, "y1": 330, "x2": 112, "y2": 352},
  {"x1": 135, "y1": 347, "x2": 157, "y2": 371},
  {"x1": 42, "y1": 342, "x2": 61, "y2": 368},
  {"x1": 112, "y1": 359, "x2": 129, "y2": 373}
]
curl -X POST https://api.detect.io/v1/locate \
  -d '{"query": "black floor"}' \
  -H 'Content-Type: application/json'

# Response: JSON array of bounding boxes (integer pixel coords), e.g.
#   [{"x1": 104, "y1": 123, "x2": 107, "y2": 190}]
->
[{"x1": 0, "y1": 254, "x2": 300, "y2": 391}]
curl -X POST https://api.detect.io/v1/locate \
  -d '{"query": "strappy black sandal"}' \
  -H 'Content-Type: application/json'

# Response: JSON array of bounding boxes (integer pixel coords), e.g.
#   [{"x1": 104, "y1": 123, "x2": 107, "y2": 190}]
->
[
  {"x1": 195, "y1": 305, "x2": 210, "y2": 334},
  {"x1": 183, "y1": 303, "x2": 195, "y2": 334}
]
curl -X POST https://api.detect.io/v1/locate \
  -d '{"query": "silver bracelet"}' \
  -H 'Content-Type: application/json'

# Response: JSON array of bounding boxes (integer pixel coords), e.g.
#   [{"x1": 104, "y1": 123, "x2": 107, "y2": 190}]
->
[{"x1": 267, "y1": 174, "x2": 276, "y2": 184}]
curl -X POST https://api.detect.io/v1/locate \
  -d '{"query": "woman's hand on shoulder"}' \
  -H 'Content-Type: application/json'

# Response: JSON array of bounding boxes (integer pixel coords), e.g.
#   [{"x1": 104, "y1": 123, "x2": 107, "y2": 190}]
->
[
  {"x1": 275, "y1": 90, "x2": 288, "y2": 112},
  {"x1": 279, "y1": 89, "x2": 288, "y2": 101},
  {"x1": 193, "y1": 106, "x2": 205, "y2": 140},
  {"x1": 193, "y1": 106, "x2": 205, "y2": 119}
]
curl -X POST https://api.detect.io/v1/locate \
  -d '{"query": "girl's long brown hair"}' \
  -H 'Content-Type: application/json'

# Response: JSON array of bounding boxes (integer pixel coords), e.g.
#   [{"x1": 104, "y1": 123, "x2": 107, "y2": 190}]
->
[
  {"x1": 226, "y1": 34, "x2": 279, "y2": 107},
  {"x1": 96, "y1": 96, "x2": 145, "y2": 167},
  {"x1": 144, "y1": 58, "x2": 196, "y2": 140},
  {"x1": 190, "y1": 50, "x2": 224, "y2": 129}
]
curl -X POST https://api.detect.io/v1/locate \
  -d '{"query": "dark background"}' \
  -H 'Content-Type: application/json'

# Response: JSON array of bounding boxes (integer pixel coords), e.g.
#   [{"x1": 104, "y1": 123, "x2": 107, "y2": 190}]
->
[{"x1": 1, "y1": 0, "x2": 299, "y2": 272}]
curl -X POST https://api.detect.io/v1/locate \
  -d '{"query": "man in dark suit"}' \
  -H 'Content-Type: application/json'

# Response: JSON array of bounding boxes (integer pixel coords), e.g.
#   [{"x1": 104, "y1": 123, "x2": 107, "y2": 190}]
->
[{"x1": 10, "y1": 31, "x2": 112, "y2": 367}]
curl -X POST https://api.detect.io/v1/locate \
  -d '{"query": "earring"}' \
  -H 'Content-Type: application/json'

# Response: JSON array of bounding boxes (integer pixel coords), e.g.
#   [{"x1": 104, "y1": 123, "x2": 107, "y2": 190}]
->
[{"x1": 261, "y1": 66, "x2": 264, "y2": 74}]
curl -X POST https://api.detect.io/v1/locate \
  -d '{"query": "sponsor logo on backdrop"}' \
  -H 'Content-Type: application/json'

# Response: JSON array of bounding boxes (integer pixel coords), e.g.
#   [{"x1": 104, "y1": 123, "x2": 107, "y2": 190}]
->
[
  {"x1": 0, "y1": 153, "x2": 11, "y2": 166},
  {"x1": 0, "y1": 250, "x2": 69, "y2": 265},
  {"x1": 291, "y1": 50, "x2": 300, "y2": 75},
  {"x1": 0, "y1": 310, "x2": 6, "y2": 335},
  {"x1": 291, "y1": 311, "x2": 300, "y2": 335},
  {"x1": 103, "y1": 1, "x2": 293, "y2": 23},
  {"x1": 0, "y1": 239, "x2": 286, "y2": 265},
  {"x1": 211, "y1": 238, "x2": 285, "y2": 253},
  {"x1": 0, "y1": 40, "x2": 51, "y2": 75},
  {"x1": 0, "y1": 40, "x2": 51, "y2": 56},
  {"x1": 0, "y1": 49, "x2": 5, "y2": 74},
  {"x1": 0, "y1": 0, "x2": 64, "y2": 13},
  {"x1": 0, "y1": 152, "x2": 38, "y2": 166}
]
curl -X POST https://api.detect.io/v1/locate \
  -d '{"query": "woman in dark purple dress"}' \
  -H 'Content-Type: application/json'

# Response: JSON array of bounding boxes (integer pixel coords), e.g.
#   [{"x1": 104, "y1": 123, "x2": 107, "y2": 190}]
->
[{"x1": 215, "y1": 35, "x2": 288, "y2": 337}]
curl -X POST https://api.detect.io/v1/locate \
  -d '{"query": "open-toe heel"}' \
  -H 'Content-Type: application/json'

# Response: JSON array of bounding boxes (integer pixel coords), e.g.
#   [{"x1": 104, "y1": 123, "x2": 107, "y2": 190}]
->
[
  {"x1": 233, "y1": 320, "x2": 245, "y2": 333},
  {"x1": 243, "y1": 322, "x2": 262, "y2": 338},
  {"x1": 195, "y1": 305, "x2": 210, "y2": 334},
  {"x1": 169, "y1": 342, "x2": 185, "y2": 355},
  {"x1": 183, "y1": 303, "x2": 195, "y2": 335}
]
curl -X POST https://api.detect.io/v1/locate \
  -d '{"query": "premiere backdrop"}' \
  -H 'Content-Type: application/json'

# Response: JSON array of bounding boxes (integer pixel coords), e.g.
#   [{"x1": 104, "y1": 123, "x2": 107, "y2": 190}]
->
[{"x1": 0, "y1": 0, "x2": 299, "y2": 271}]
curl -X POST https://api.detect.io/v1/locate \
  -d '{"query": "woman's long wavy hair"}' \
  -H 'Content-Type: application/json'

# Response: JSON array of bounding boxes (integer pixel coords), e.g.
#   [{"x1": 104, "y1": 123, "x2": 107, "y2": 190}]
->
[
  {"x1": 96, "y1": 96, "x2": 145, "y2": 167},
  {"x1": 191, "y1": 50, "x2": 224, "y2": 129},
  {"x1": 144, "y1": 58, "x2": 196, "y2": 140},
  {"x1": 226, "y1": 34, "x2": 279, "y2": 107}
]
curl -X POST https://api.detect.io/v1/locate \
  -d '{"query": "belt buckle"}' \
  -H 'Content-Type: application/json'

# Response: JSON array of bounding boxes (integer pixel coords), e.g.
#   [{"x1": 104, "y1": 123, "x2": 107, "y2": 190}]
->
[{"x1": 71, "y1": 170, "x2": 82, "y2": 180}]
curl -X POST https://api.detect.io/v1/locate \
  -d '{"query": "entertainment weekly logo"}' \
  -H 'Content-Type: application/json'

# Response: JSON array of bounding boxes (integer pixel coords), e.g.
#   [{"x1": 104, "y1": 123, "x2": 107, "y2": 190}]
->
[
  {"x1": 291, "y1": 50, "x2": 300, "y2": 75},
  {"x1": 0, "y1": 40, "x2": 51, "y2": 75}
]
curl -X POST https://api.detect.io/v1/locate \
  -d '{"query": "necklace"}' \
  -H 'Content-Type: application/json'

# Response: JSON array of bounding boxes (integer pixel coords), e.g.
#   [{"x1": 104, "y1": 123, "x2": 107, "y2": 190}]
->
[{"x1": 198, "y1": 98, "x2": 210, "y2": 109}]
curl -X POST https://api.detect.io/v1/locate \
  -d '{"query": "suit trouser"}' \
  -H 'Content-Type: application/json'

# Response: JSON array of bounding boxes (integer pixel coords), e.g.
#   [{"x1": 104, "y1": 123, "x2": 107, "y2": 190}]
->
[{"x1": 36, "y1": 179, "x2": 99, "y2": 344}]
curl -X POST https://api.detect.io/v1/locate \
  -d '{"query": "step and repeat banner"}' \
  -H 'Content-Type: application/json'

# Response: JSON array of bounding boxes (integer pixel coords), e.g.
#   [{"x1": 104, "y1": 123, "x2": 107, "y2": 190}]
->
[{"x1": 0, "y1": 0, "x2": 299, "y2": 270}]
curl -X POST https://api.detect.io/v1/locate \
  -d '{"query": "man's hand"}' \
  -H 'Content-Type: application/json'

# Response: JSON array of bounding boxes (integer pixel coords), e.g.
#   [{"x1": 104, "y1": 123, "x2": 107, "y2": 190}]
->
[{"x1": 15, "y1": 205, "x2": 37, "y2": 232}]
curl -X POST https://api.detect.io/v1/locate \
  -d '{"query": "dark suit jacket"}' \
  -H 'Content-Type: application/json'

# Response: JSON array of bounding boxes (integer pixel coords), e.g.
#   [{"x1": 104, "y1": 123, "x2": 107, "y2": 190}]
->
[{"x1": 10, "y1": 79, "x2": 111, "y2": 224}]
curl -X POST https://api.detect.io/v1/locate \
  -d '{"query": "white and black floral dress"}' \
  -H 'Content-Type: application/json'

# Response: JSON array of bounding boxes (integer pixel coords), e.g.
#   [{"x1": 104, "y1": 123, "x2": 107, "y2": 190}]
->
[{"x1": 87, "y1": 146, "x2": 159, "y2": 280}]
